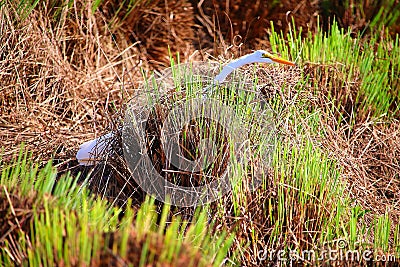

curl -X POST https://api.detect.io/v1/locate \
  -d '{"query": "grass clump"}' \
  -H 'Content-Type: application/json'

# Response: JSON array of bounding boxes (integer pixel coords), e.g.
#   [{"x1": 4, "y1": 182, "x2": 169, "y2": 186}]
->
[
  {"x1": 270, "y1": 19, "x2": 400, "y2": 122},
  {"x1": 0, "y1": 149, "x2": 235, "y2": 266}
]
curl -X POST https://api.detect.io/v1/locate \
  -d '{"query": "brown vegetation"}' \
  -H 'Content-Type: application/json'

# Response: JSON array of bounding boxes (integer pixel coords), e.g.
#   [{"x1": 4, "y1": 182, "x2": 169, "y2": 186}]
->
[
  {"x1": 0, "y1": 186, "x2": 39, "y2": 265},
  {"x1": 99, "y1": 230, "x2": 206, "y2": 267}
]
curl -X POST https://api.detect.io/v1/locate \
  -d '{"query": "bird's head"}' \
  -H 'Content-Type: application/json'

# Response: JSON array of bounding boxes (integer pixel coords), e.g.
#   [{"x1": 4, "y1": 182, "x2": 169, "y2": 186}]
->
[
  {"x1": 214, "y1": 49, "x2": 296, "y2": 82},
  {"x1": 253, "y1": 50, "x2": 296, "y2": 66}
]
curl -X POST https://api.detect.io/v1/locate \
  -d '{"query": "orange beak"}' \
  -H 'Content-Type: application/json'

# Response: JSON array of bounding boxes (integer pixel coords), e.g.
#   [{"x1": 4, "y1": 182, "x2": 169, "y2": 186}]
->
[{"x1": 270, "y1": 55, "x2": 296, "y2": 66}]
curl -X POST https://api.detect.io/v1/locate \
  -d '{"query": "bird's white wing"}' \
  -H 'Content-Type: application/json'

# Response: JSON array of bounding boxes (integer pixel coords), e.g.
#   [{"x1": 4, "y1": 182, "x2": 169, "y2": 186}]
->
[{"x1": 76, "y1": 132, "x2": 114, "y2": 166}]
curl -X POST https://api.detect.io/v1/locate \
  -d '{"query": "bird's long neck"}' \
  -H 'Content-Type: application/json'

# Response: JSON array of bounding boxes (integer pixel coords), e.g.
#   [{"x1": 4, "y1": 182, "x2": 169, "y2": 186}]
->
[{"x1": 214, "y1": 54, "x2": 258, "y2": 82}]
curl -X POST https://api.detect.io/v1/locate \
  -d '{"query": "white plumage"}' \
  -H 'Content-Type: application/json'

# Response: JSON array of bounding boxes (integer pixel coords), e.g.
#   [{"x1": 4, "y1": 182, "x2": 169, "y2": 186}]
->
[{"x1": 76, "y1": 132, "x2": 114, "y2": 166}]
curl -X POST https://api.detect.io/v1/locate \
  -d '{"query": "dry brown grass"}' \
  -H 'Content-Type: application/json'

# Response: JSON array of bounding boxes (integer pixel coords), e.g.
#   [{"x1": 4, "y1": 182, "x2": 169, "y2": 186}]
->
[
  {"x1": 0, "y1": 186, "x2": 39, "y2": 265},
  {"x1": 100, "y1": 0, "x2": 201, "y2": 68},
  {"x1": 99, "y1": 230, "x2": 207, "y2": 267},
  {"x1": 306, "y1": 62, "x2": 400, "y2": 228},
  {"x1": 0, "y1": 2, "x2": 143, "y2": 166},
  {"x1": 191, "y1": 0, "x2": 320, "y2": 56},
  {"x1": 325, "y1": 118, "x2": 400, "y2": 232}
]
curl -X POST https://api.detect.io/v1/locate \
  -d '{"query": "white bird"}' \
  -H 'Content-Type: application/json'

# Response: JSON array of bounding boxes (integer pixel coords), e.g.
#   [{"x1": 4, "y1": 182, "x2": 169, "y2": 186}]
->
[{"x1": 76, "y1": 50, "x2": 295, "y2": 166}]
